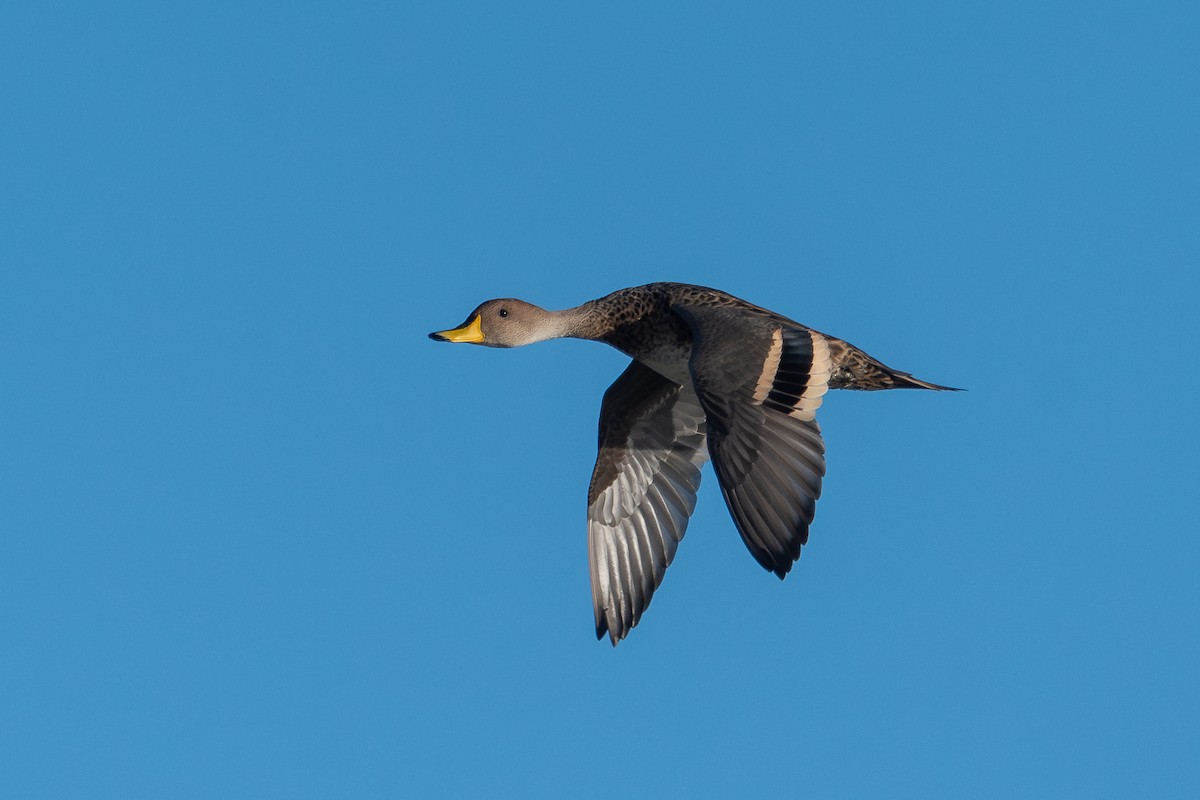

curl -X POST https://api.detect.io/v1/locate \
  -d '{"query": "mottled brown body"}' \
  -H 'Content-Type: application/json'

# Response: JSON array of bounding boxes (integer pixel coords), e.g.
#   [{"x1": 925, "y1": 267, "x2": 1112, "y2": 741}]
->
[{"x1": 570, "y1": 283, "x2": 953, "y2": 391}]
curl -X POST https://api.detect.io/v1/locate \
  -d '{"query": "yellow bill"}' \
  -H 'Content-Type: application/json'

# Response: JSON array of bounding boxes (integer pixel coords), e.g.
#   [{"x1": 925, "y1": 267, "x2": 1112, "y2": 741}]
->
[{"x1": 429, "y1": 314, "x2": 486, "y2": 344}]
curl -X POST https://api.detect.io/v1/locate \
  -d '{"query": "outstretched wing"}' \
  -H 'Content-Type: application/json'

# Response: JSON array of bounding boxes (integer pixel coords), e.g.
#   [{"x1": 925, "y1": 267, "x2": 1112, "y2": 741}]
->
[
  {"x1": 673, "y1": 305, "x2": 831, "y2": 578},
  {"x1": 587, "y1": 360, "x2": 708, "y2": 645}
]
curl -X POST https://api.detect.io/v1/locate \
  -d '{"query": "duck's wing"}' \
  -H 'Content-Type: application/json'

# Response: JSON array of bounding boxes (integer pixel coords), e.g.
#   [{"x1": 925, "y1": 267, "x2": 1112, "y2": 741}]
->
[
  {"x1": 587, "y1": 360, "x2": 708, "y2": 645},
  {"x1": 672, "y1": 305, "x2": 831, "y2": 578}
]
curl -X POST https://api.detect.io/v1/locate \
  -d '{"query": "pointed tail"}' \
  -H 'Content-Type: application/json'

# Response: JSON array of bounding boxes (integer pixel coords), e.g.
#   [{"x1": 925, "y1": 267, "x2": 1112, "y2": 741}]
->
[
  {"x1": 824, "y1": 336, "x2": 962, "y2": 391},
  {"x1": 890, "y1": 371, "x2": 962, "y2": 391}
]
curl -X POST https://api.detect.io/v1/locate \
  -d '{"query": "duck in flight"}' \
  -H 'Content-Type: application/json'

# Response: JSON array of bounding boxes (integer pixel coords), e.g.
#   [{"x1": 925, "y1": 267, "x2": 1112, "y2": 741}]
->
[{"x1": 430, "y1": 282, "x2": 957, "y2": 645}]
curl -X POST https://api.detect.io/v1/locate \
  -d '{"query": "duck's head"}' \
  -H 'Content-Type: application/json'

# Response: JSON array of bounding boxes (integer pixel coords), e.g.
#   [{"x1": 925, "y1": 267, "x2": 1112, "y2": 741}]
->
[{"x1": 428, "y1": 299, "x2": 560, "y2": 348}]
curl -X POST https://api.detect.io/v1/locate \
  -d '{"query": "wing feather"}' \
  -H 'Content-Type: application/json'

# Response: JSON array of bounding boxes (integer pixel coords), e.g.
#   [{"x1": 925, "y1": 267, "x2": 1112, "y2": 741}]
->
[
  {"x1": 673, "y1": 306, "x2": 831, "y2": 578},
  {"x1": 587, "y1": 361, "x2": 708, "y2": 645}
]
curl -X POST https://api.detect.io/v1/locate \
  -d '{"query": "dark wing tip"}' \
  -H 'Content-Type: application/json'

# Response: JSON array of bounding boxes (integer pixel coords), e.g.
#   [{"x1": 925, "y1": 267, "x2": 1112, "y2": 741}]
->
[
  {"x1": 595, "y1": 617, "x2": 625, "y2": 646},
  {"x1": 744, "y1": 541, "x2": 799, "y2": 580}
]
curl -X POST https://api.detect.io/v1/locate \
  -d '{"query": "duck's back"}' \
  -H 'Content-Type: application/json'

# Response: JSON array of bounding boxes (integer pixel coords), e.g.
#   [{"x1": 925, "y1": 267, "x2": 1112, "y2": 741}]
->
[{"x1": 584, "y1": 283, "x2": 794, "y2": 382}]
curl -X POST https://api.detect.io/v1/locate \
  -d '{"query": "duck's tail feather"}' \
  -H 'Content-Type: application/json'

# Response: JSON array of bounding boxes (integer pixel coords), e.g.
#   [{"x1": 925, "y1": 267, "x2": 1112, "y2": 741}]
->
[{"x1": 822, "y1": 335, "x2": 962, "y2": 391}]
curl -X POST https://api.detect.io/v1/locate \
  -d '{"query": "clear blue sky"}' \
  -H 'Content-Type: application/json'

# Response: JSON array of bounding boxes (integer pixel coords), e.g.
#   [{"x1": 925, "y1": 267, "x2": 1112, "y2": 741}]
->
[{"x1": 2, "y1": 2, "x2": 1197, "y2": 798}]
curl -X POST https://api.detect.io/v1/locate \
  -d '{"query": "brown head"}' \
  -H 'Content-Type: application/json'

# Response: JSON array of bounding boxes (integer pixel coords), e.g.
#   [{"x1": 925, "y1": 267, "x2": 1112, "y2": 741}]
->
[{"x1": 428, "y1": 298, "x2": 566, "y2": 348}]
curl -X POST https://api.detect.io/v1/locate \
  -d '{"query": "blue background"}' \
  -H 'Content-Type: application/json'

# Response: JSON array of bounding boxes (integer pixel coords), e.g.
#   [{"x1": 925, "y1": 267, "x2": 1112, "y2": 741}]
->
[{"x1": 3, "y1": 2, "x2": 1197, "y2": 797}]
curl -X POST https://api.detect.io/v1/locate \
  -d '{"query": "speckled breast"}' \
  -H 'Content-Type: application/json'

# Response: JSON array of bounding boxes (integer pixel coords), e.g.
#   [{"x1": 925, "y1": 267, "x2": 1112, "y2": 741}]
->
[{"x1": 601, "y1": 302, "x2": 694, "y2": 384}]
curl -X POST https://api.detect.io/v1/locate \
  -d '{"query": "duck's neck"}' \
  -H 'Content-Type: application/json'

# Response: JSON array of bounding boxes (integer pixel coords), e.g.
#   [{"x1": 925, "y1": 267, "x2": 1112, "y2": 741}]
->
[{"x1": 545, "y1": 301, "x2": 612, "y2": 342}]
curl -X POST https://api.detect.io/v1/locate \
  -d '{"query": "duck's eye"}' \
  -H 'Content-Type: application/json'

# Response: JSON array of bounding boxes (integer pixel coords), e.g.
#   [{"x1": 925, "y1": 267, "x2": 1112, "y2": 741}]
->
[{"x1": 498, "y1": 308, "x2": 509, "y2": 318}]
